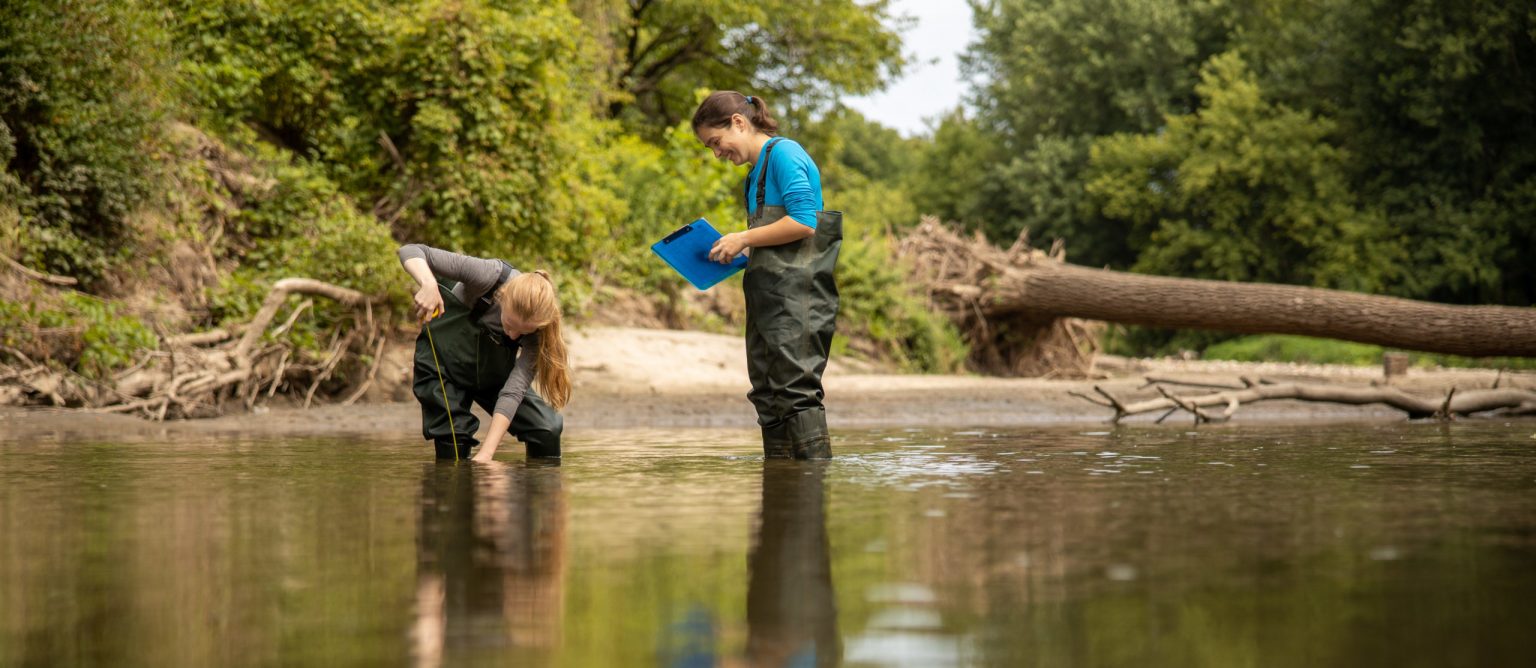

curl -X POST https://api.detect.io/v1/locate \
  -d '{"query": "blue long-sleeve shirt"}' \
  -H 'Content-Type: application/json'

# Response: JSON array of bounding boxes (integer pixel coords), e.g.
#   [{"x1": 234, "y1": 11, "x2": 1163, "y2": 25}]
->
[{"x1": 745, "y1": 138, "x2": 822, "y2": 228}]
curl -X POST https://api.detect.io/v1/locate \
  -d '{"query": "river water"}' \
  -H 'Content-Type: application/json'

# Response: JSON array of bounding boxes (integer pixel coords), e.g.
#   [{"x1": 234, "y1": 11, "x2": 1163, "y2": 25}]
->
[{"x1": 2, "y1": 421, "x2": 1534, "y2": 666}]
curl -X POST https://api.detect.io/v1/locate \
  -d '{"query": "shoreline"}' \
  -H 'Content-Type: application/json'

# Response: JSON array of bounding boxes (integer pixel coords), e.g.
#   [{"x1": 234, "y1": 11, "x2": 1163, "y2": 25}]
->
[
  {"x1": 3, "y1": 326, "x2": 1530, "y2": 441},
  {"x1": 0, "y1": 391, "x2": 1418, "y2": 443}
]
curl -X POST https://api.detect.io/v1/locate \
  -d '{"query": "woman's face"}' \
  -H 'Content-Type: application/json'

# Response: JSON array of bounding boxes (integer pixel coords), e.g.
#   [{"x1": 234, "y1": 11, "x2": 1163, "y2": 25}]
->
[
  {"x1": 696, "y1": 114, "x2": 755, "y2": 166},
  {"x1": 502, "y1": 310, "x2": 538, "y2": 339}
]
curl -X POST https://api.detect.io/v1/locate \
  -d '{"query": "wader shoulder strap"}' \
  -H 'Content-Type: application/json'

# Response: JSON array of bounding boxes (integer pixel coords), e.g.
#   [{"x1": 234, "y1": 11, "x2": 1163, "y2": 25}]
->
[
  {"x1": 745, "y1": 137, "x2": 783, "y2": 213},
  {"x1": 468, "y1": 260, "x2": 515, "y2": 324}
]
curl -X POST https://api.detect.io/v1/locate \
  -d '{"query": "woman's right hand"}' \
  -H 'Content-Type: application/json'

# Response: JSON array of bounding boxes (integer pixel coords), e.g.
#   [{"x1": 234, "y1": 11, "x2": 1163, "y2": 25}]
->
[{"x1": 414, "y1": 284, "x2": 445, "y2": 323}]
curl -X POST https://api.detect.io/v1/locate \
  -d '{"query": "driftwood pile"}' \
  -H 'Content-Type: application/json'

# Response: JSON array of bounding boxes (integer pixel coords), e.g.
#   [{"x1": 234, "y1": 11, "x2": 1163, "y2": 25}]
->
[
  {"x1": 896, "y1": 216, "x2": 1102, "y2": 378},
  {"x1": 1, "y1": 278, "x2": 387, "y2": 420}
]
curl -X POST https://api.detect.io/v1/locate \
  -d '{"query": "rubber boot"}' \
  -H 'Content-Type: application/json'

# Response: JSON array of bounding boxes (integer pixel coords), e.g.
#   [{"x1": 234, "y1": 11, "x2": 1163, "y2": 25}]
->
[
  {"x1": 785, "y1": 408, "x2": 832, "y2": 460},
  {"x1": 761, "y1": 420, "x2": 795, "y2": 459},
  {"x1": 434, "y1": 438, "x2": 475, "y2": 460}
]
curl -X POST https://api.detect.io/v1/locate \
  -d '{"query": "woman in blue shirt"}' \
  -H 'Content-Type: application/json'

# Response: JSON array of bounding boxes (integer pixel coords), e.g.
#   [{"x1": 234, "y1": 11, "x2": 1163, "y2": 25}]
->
[{"x1": 693, "y1": 91, "x2": 842, "y2": 459}]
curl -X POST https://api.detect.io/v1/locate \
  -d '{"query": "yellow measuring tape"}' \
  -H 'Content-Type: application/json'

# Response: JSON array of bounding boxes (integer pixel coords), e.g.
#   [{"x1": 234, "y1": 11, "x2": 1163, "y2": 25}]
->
[{"x1": 423, "y1": 310, "x2": 459, "y2": 462}]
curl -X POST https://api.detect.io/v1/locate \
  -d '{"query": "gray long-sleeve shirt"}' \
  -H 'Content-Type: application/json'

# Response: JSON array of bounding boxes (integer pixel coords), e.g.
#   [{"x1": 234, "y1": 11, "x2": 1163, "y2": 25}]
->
[{"x1": 398, "y1": 244, "x2": 535, "y2": 421}]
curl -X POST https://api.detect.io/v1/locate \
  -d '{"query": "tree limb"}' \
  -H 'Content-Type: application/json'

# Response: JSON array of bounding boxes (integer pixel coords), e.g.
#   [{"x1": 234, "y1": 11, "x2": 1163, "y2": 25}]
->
[
  {"x1": 1072, "y1": 379, "x2": 1536, "y2": 421},
  {"x1": 1, "y1": 254, "x2": 77, "y2": 286}
]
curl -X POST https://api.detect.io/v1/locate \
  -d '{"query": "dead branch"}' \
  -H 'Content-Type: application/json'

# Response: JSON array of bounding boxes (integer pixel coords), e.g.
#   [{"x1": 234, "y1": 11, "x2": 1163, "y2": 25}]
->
[
  {"x1": 266, "y1": 348, "x2": 292, "y2": 398},
  {"x1": 167, "y1": 329, "x2": 234, "y2": 347},
  {"x1": 1140, "y1": 375, "x2": 1248, "y2": 390},
  {"x1": 1072, "y1": 378, "x2": 1536, "y2": 422},
  {"x1": 2, "y1": 254, "x2": 78, "y2": 286},
  {"x1": 234, "y1": 278, "x2": 369, "y2": 360},
  {"x1": 342, "y1": 337, "x2": 388, "y2": 406},
  {"x1": 271, "y1": 298, "x2": 314, "y2": 338},
  {"x1": 303, "y1": 330, "x2": 356, "y2": 409}
]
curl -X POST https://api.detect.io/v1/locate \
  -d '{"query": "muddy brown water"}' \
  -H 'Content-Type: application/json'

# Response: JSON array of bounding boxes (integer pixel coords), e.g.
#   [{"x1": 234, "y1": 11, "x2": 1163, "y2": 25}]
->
[{"x1": 3, "y1": 421, "x2": 1535, "y2": 666}]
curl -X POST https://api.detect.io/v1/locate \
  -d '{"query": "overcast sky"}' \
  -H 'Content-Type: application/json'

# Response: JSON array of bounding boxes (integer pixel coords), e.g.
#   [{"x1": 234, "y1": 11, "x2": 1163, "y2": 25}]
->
[{"x1": 843, "y1": 0, "x2": 979, "y2": 137}]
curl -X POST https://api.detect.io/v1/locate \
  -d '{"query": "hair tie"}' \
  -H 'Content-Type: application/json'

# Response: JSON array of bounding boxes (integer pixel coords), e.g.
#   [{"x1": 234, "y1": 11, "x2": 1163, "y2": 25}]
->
[
  {"x1": 533, "y1": 269, "x2": 551, "y2": 282},
  {"x1": 745, "y1": 95, "x2": 754, "y2": 105}
]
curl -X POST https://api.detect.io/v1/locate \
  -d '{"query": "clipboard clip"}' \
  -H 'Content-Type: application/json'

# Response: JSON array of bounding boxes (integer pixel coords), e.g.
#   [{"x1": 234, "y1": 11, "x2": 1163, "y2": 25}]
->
[{"x1": 661, "y1": 224, "x2": 695, "y2": 244}]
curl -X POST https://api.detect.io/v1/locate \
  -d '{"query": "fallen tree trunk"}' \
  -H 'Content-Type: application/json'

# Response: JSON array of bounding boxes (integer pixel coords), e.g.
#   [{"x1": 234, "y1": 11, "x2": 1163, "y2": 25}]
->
[
  {"x1": 1072, "y1": 377, "x2": 1536, "y2": 423},
  {"x1": 897, "y1": 218, "x2": 1536, "y2": 370}
]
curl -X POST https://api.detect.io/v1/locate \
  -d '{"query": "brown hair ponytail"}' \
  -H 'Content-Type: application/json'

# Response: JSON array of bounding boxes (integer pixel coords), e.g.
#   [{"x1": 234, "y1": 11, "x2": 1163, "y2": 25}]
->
[
  {"x1": 691, "y1": 91, "x2": 779, "y2": 136},
  {"x1": 498, "y1": 271, "x2": 571, "y2": 410}
]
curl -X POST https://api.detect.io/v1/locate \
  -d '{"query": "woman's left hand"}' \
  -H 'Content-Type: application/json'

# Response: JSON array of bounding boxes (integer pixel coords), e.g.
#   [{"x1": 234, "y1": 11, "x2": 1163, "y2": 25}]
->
[{"x1": 709, "y1": 232, "x2": 749, "y2": 264}]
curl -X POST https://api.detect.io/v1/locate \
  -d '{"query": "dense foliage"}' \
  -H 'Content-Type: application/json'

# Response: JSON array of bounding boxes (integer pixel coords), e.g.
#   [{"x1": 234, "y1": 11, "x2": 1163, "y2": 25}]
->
[
  {"x1": 7, "y1": 0, "x2": 1526, "y2": 378},
  {"x1": 923, "y1": 0, "x2": 1535, "y2": 318},
  {"x1": 576, "y1": 0, "x2": 907, "y2": 134},
  {"x1": 0, "y1": 0, "x2": 172, "y2": 285},
  {"x1": 1, "y1": 0, "x2": 964, "y2": 379}
]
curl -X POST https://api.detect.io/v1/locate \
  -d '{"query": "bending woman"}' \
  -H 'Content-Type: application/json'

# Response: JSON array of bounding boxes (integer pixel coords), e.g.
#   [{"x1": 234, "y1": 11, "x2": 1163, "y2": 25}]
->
[
  {"x1": 693, "y1": 91, "x2": 842, "y2": 459},
  {"x1": 398, "y1": 245, "x2": 571, "y2": 461}
]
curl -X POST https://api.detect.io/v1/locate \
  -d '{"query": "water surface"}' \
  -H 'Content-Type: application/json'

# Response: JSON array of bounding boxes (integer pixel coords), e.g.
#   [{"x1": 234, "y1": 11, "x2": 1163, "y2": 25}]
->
[{"x1": 3, "y1": 421, "x2": 1535, "y2": 666}]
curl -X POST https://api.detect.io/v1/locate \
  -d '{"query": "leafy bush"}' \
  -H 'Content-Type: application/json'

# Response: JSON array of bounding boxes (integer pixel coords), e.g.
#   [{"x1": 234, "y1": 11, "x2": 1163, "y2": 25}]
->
[
  {"x1": 585, "y1": 121, "x2": 740, "y2": 294},
  {"x1": 1088, "y1": 53, "x2": 1396, "y2": 292},
  {"x1": 0, "y1": 0, "x2": 171, "y2": 284},
  {"x1": 171, "y1": 0, "x2": 614, "y2": 267},
  {"x1": 1201, "y1": 334, "x2": 1536, "y2": 370},
  {"x1": 1201, "y1": 335, "x2": 1385, "y2": 366},
  {"x1": 210, "y1": 144, "x2": 406, "y2": 335},
  {"x1": 0, "y1": 290, "x2": 158, "y2": 378},
  {"x1": 835, "y1": 225, "x2": 968, "y2": 373}
]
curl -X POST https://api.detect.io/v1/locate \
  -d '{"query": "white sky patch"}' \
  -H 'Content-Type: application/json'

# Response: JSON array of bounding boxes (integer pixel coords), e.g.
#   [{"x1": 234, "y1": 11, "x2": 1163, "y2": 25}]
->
[{"x1": 844, "y1": 0, "x2": 979, "y2": 137}]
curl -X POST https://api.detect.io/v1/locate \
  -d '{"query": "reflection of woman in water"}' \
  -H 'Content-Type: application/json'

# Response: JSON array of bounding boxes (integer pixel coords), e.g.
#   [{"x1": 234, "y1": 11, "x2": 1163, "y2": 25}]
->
[
  {"x1": 412, "y1": 461, "x2": 567, "y2": 667},
  {"x1": 747, "y1": 461, "x2": 840, "y2": 667}
]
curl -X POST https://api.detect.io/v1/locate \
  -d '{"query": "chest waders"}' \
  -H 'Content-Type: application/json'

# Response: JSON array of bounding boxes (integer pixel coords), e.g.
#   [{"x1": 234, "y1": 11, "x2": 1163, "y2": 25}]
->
[
  {"x1": 744, "y1": 138, "x2": 842, "y2": 459},
  {"x1": 412, "y1": 276, "x2": 564, "y2": 460}
]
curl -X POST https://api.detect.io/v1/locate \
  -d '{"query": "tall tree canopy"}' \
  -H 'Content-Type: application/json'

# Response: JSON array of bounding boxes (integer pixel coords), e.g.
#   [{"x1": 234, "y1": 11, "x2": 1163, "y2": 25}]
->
[
  {"x1": 579, "y1": 0, "x2": 908, "y2": 132},
  {"x1": 931, "y1": 0, "x2": 1536, "y2": 309}
]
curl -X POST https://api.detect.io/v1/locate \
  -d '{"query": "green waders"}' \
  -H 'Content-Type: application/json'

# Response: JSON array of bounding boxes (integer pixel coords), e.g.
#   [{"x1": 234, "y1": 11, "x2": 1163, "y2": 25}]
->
[
  {"x1": 412, "y1": 282, "x2": 563, "y2": 460},
  {"x1": 743, "y1": 138, "x2": 842, "y2": 459}
]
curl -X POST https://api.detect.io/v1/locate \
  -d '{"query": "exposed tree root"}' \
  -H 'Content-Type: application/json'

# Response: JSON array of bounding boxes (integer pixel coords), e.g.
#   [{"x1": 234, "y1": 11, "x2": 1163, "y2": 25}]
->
[{"x1": 0, "y1": 278, "x2": 386, "y2": 420}]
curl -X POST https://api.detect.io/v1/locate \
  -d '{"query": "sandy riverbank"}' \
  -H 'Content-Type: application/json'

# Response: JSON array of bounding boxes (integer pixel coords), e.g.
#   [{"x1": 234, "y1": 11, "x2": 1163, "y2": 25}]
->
[{"x1": 2, "y1": 326, "x2": 1530, "y2": 441}]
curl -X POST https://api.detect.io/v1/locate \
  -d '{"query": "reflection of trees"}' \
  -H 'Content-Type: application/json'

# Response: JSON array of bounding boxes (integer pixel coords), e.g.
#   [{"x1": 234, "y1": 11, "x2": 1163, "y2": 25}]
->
[
  {"x1": 873, "y1": 426, "x2": 1536, "y2": 665},
  {"x1": 412, "y1": 461, "x2": 567, "y2": 668},
  {"x1": 747, "y1": 461, "x2": 840, "y2": 667}
]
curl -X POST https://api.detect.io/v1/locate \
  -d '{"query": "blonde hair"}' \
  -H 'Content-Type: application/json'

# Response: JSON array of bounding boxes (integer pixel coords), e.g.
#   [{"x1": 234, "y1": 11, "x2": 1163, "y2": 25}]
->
[{"x1": 498, "y1": 270, "x2": 571, "y2": 410}]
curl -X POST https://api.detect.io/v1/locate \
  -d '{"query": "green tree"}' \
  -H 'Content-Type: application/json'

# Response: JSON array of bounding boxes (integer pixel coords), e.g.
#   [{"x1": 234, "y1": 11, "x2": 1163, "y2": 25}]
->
[
  {"x1": 0, "y1": 0, "x2": 172, "y2": 283},
  {"x1": 171, "y1": 0, "x2": 620, "y2": 266},
  {"x1": 1086, "y1": 52, "x2": 1398, "y2": 291},
  {"x1": 584, "y1": 119, "x2": 740, "y2": 299},
  {"x1": 951, "y1": 0, "x2": 1233, "y2": 266},
  {"x1": 1321, "y1": 0, "x2": 1536, "y2": 305},
  {"x1": 909, "y1": 109, "x2": 989, "y2": 224},
  {"x1": 577, "y1": 0, "x2": 908, "y2": 133},
  {"x1": 807, "y1": 107, "x2": 921, "y2": 194}
]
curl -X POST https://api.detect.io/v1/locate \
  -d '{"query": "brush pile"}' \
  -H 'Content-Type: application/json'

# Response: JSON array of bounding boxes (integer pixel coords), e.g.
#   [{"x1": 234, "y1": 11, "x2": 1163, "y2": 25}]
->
[{"x1": 896, "y1": 216, "x2": 1101, "y2": 378}]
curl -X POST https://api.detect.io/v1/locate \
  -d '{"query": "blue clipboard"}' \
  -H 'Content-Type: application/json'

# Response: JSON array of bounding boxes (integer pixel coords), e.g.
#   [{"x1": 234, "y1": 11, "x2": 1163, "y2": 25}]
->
[{"x1": 650, "y1": 218, "x2": 747, "y2": 290}]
